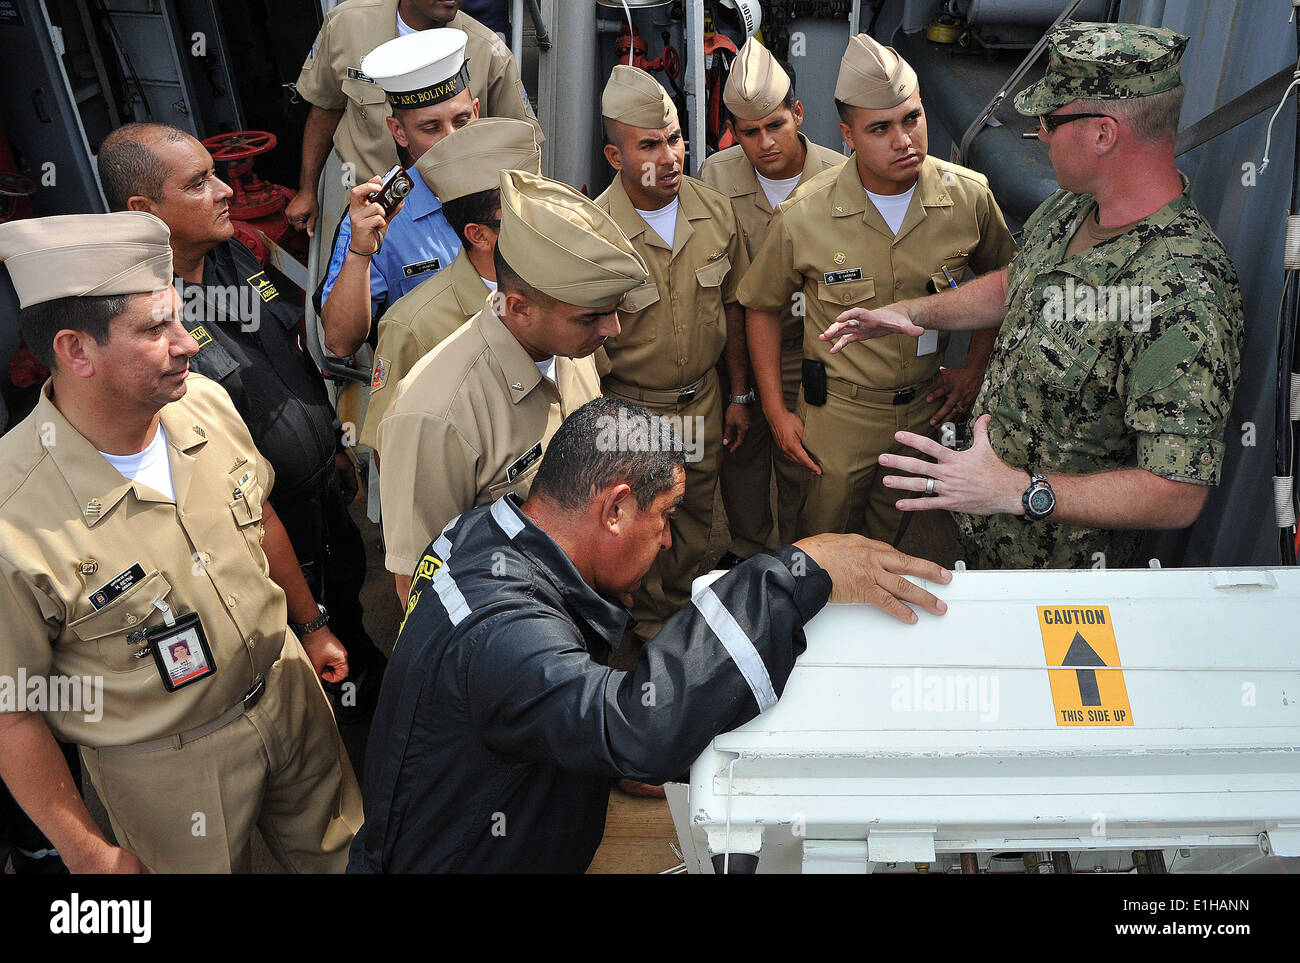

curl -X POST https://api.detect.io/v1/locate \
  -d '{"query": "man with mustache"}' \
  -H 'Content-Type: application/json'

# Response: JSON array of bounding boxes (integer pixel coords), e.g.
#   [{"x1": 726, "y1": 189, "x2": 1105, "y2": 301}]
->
[
  {"x1": 350, "y1": 395, "x2": 952, "y2": 873},
  {"x1": 0, "y1": 213, "x2": 361, "y2": 873},
  {"x1": 741, "y1": 33, "x2": 1016, "y2": 547},
  {"x1": 596, "y1": 65, "x2": 751, "y2": 652},
  {"x1": 376, "y1": 170, "x2": 644, "y2": 606},
  {"x1": 97, "y1": 123, "x2": 387, "y2": 722}
]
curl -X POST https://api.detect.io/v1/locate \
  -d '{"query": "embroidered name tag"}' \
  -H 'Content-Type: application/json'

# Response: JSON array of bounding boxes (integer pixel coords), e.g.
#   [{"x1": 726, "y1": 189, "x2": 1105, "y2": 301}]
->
[
  {"x1": 88, "y1": 563, "x2": 147, "y2": 610},
  {"x1": 189, "y1": 324, "x2": 213, "y2": 348},
  {"x1": 506, "y1": 442, "x2": 543, "y2": 482},
  {"x1": 402, "y1": 258, "x2": 441, "y2": 279},
  {"x1": 823, "y1": 268, "x2": 864, "y2": 285},
  {"x1": 246, "y1": 271, "x2": 278, "y2": 302}
]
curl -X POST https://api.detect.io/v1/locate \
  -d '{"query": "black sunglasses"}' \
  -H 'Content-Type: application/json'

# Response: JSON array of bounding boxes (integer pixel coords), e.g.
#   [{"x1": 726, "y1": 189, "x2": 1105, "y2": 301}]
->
[{"x1": 1038, "y1": 111, "x2": 1116, "y2": 133}]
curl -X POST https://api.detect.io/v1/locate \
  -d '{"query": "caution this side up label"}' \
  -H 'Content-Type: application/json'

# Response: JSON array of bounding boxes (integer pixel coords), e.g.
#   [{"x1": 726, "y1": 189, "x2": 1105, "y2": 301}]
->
[{"x1": 1038, "y1": 605, "x2": 1134, "y2": 727}]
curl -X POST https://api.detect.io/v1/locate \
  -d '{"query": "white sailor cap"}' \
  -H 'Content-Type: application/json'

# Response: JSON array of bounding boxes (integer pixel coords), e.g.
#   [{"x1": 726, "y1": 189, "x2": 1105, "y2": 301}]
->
[{"x1": 360, "y1": 29, "x2": 471, "y2": 110}]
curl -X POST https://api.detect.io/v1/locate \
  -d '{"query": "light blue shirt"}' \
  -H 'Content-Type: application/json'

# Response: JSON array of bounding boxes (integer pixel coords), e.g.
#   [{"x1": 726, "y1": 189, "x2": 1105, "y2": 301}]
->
[{"x1": 322, "y1": 173, "x2": 462, "y2": 319}]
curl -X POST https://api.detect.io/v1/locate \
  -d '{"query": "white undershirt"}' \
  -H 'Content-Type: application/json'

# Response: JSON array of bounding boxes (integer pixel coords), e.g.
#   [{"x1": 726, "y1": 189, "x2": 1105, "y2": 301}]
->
[
  {"x1": 99, "y1": 423, "x2": 176, "y2": 501},
  {"x1": 396, "y1": 10, "x2": 418, "y2": 36},
  {"x1": 481, "y1": 276, "x2": 498, "y2": 292},
  {"x1": 865, "y1": 184, "x2": 916, "y2": 235},
  {"x1": 756, "y1": 170, "x2": 802, "y2": 209},
  {"x1": 635, "y1": 197, "x2": 679, "y2": 249},
  {"x1": 536, "y1": 356, "x2": 557, "y2": 384}
]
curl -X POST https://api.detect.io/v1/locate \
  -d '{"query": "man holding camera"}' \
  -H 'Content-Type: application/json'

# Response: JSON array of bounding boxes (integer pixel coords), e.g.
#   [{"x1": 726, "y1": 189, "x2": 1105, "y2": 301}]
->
[
  {"x1": 289, "y1": 0, "x2": 540, "y2": 237},
  {"x1": 318, "y1": 30, "x2": 477, "y2": 359}
]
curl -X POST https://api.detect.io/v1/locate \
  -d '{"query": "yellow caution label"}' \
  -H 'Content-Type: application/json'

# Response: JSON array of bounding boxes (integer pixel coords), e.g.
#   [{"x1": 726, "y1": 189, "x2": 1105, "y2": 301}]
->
[{"x1": 1038, "y1": 605, "x2": 1133, "y2": 727}]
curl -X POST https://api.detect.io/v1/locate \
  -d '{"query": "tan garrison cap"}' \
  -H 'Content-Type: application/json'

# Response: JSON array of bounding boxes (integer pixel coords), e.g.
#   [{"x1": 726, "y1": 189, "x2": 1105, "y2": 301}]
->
[
  {"x1": 724, "y1": 37, "x2": 791, "y2": 121},
  {"x1": 0, "y1": 211, "x2": 172, "y2": 309},
  {"x1": 601, "y1": 64, "x2": 676, "y2": 129},
  {"x1": 415, "y1": 118, "x2": 541, "y2": 202},
  {"x1": 834, "y1": 33, "x2": 917, "y2": 110},
  {"x1": 497, "y1": 169, "x2": 647, "y2": 307}
]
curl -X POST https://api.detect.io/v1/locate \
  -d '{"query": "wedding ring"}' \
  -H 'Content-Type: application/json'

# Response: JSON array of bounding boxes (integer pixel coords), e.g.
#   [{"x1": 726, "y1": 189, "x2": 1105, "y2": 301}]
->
[{"x1": 924, "y1": 478, "x2": 936, "y2": 496}]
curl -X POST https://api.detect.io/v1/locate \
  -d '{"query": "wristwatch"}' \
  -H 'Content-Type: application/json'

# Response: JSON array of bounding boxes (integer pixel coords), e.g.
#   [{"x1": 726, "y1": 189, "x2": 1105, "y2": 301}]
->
[
  {"x1": 1021, "y1": 472, "x2": 1056, "y2": 521},
  {"x1": 729, "y1": 389, "x2": 757, "y2": 405},
  {"x1": 293, "y1": 603, "x2": 330, "y2": 637}
]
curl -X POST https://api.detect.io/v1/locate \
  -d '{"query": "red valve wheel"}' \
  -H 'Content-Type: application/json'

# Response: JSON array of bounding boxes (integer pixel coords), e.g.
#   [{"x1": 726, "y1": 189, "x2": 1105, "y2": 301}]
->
[
  {"x1": 661, "y1": 44, "x2": 681, "y2": 80},
  {"x1": 202, "y1": 130, "x2": 278, "y2": 162}
]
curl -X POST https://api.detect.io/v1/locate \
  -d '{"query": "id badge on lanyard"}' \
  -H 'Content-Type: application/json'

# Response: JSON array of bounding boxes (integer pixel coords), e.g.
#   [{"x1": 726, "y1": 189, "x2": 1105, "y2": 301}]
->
[{"x1": 128, "y1": 599, "x2": 217, "y2": 692}]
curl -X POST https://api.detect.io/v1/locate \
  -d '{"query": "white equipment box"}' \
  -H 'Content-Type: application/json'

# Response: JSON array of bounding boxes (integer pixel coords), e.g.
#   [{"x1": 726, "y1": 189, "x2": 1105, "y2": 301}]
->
[{"x1": 670, "y1": 566, "x2": 1300, "y2": 874}]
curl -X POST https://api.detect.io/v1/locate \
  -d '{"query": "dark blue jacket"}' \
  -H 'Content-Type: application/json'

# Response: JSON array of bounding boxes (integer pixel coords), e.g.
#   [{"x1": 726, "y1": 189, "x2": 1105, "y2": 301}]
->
[{"x1": 349, "y1": 494, "x2": 831, "y2": 873}]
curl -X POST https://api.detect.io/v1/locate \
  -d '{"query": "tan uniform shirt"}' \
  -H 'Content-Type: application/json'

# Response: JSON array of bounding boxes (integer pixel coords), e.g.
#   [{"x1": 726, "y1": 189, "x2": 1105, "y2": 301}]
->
[
  {"x1": 739, "y1": 154, "x2": 1016, "y2": 390},
  {"x1": 296, "y1": 0, "x2": 543, "y2": 180},
  {"x1": 361, "y1": 251, "x2": 489, "y2": 450},
  {"x1": 377, "y1": 306, "x2": 601, "y2": 575},
  {"x1": 595, "y1": 176, "x2": 750, "y2": 391},
  {"x1": 0, "y1": 376, "x2": 286, "y2": 748},
  {"x1": 698, "y1": 135, "x2": 845, "y2": 341}
]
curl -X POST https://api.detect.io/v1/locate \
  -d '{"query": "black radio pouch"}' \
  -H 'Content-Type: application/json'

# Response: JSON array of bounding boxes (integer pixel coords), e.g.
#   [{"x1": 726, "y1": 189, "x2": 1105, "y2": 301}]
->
[{"x1": 801, "y1": 359, "x2": 828, "y2": 406}]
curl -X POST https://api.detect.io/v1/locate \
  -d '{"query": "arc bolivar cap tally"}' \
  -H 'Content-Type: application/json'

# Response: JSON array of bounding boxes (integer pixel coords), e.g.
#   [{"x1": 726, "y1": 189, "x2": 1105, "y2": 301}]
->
[
  {"x1": 360, "y1": 28, "x2": 471, "y2": 110},
  {"x1": 1014, "y1": 21, "x2": 1188, "y2": 115},
  {"x1": 496, "y1": 169, "x2": 647, "y2": 308},
  {"x1": 724, "y1": 37, "x2": 792, "y2": 121},
  {"x1": 0, "y1": 211, "x2": 173, "y2": 309}
]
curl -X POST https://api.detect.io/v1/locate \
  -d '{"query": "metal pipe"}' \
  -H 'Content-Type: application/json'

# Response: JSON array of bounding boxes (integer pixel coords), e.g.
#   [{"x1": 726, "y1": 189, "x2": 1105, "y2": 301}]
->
[
  {"x1": 688, "y1": 0, "x2": 705, "y2": 175},
  {"x1": 511, "y1": 0, "x2": 524, "y2": 64},
  {"x1": 524, "y1": 0, "x2": 551, "y2": 49}
]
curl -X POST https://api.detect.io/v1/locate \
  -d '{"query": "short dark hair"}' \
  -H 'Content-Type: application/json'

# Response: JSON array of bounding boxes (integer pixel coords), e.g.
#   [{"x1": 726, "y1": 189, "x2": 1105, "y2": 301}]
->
[
  {"x1": 530, "y1": 397, "x2": 686, "y2": 512},
  {"x1": 601, "y1": 116, "x2": 621, "y2": 149},
  {"x1": 97, "y1": 123, "x2": 190, "y2": 211},
  {"x1": 442, "y1": 187, "x2": 501, "y2": 250},
  {"x1": 492, "y1": 247, "x2": 556, "y2": 309},
  {"x1": 725, "y1": 82, "x2": 799, "y2": 129},
  {"x1": 834, "y1": 98, "x2": 854, "y2": 124},
  {"x1": 19, "y1": 294, "x2": 130, "y2": 370}
]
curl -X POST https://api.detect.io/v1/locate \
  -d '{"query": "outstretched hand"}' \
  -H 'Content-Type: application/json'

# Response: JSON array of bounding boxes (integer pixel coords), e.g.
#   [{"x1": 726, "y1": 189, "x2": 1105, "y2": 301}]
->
[
  {"x1": 821, "y1": 306, "x2": 925, "y2": 354},
  {"x1": 880, "y1": 413, "x2": 1027, "y2": 517}
]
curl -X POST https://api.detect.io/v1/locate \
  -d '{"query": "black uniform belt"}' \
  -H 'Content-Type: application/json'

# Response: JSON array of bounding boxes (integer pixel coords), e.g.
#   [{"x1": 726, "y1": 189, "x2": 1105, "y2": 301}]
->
[
  {"x1": 826, "y1": 373, "x2": 936, "y2": 405},
  {"x1": 97, "y1": 675, "x2": 266, "y2": 755},
  {"x1": 604, "y1": 371, "x2": 710, "y2": 406}
]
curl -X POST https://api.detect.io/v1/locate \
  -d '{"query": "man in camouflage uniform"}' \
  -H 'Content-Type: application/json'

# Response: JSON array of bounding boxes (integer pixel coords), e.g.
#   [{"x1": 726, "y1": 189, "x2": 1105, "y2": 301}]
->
[{"x1": 822, "y1": 22, "x2": 1243, "y2": 570}]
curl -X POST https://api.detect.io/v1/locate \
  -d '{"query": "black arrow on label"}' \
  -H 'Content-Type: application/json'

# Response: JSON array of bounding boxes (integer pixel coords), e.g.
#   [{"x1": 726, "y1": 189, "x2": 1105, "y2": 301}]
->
[{"x1": 1061, "y1": 631, "x2": 1106, "y2": 706}]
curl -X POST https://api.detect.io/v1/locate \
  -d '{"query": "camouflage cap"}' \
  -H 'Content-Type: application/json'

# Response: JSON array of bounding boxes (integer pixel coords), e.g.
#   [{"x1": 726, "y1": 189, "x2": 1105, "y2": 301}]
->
[{"x1": 1014, "y1": 21, "x2": 1188, "y2": 116}]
